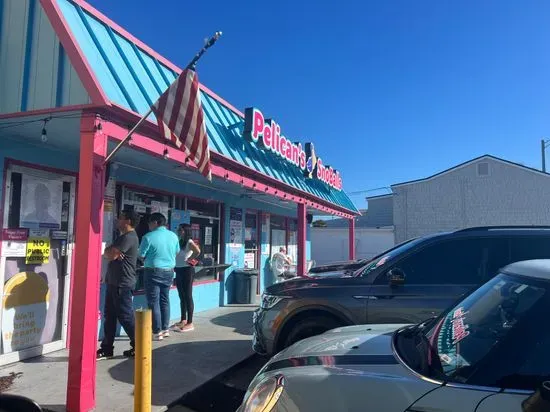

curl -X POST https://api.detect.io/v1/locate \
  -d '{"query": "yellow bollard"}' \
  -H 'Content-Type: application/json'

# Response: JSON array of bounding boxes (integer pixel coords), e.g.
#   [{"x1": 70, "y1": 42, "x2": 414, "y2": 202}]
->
[{"x1": 134, "y1": 309, "x2": 152, "y2": 412}]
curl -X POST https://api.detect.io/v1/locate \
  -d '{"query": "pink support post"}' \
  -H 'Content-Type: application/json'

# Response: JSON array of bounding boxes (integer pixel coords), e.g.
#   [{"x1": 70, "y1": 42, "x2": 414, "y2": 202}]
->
[
  {"x1": 66, "y1": 115, "x2": 106, "y2": 412},
  {"x1": 297, "y1": 203, "x2": 307, "y2": 276},
  {"x1": 349, "y1": 217, "x2": 356, "y2": 261}
]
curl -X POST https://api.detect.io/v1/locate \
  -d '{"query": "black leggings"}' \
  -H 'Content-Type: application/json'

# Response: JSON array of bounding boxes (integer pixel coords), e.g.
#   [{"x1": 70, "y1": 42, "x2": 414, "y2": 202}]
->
[{"x1": 175, "y1": 266, "x2": 195, "y2": 323}]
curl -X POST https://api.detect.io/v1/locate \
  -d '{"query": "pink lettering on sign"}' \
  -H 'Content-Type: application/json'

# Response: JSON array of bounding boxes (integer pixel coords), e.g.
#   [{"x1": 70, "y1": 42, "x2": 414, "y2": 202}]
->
[
  {"x1": 243, "y1": 107, "x2": 343, "y2": 191},
  {"x1": 2, "y1": 229, "x2": 28, "y2": 241},
  {"x1": 451, "y1": 307, "x2": 470, "y2": 345}
]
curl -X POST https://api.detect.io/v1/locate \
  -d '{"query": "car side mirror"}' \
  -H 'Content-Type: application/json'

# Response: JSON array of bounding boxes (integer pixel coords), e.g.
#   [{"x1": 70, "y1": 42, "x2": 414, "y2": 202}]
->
[
  {"x1": 0, "y1": 394, "x2": 43, "y2": 411},
  {"x1": 523, "y1": 381, "x2": 550, "y2": 412},
  {"x1": 388, "y1": 268, "x2": 406, "y2": 287}
]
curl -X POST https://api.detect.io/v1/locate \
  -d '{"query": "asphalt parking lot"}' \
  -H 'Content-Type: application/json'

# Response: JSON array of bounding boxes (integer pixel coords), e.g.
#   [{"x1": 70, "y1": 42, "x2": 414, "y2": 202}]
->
[{"x1": 168, "y1": 355, "x2": 267, "y2": 412}]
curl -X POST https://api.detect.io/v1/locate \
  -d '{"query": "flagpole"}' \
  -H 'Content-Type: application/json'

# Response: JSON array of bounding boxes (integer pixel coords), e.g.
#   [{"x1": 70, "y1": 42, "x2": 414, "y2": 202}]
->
[{"x1": 103, "y1": 31, "x2": 223, "y2": 166}]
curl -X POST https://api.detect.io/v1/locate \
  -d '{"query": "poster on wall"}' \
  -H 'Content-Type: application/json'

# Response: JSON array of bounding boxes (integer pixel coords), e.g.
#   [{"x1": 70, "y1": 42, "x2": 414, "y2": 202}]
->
[
  {"x1": 191, "y1": 223, "x2": 200, "y2": 244},
  {"x1": 170, "y1": 209, "x2": 191, "y2": 232},
  {"x1": 229, "y1": 220, "x2": 243, "y2": 245},
  {"x1": 2, "y1": 271, "x2": 50, "y2": 353},
  {"x1": 1, "y1": 229, "x2": 28, "y2": 257},
  {"x1": 244, "y1": 252, "x2": 255, "y2": 269},
  {"x1": 25, "y1": 229, "x2": 50, "y2": 265},
  {"x1": 204, "y1": 226, "x2": 213, "y2": 246},
  {"x1": 229, "y1": 207, "x2": 242, "y2": 222},
  {"x1": 150, "y1": 201, "x2": 161, "y2": 214},
  {"x1": 19, "y1": 175, "x2": 63, "y2": 229},
  {"x1": 105, "y1": 177, "x2": 116, "y2": 201}
]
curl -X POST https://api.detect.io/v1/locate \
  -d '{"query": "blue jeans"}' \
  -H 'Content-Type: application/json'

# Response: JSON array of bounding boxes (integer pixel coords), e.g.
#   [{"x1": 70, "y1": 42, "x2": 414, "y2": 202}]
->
[
  {"x1": 144, "y1": 268, "x2": 174, "y2": 334},
  {"x1": 101, "y1": 285, "x2": 135, "y2": 352}
]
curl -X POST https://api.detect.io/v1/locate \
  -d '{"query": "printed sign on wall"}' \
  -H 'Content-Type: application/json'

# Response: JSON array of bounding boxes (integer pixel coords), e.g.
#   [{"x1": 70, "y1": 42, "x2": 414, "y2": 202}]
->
[
  {"x1": 2, "y1": 271, "x2": 50, "y2": 353},
  {"x1": 25, "y1": 229, "x2": 50, "y2": 265},
  {"x1": 1, "y1": 229, "x2": 28, "y2": 257},
  {"x1": 20, "y1": 176, "x2": 63, "y2": 229}
]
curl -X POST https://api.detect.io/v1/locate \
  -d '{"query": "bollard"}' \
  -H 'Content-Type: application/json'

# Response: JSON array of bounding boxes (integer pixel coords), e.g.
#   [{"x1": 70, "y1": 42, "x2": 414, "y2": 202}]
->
[{"x1": 134, "y1": 309, "x2": 152, "y2": 412}]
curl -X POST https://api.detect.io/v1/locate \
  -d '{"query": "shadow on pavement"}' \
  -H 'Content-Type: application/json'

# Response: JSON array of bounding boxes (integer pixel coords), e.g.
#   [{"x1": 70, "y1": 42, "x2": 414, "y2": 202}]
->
[
  {"x1": 108, "y1": 339, "x2": 252, "y2": 407},
  {"x1": 209, "y1": 311, "x2": 253, "y2": 336}
]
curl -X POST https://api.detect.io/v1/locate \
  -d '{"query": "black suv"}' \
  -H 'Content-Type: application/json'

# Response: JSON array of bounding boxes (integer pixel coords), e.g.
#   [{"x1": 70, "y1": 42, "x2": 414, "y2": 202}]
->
[{"x1": 253, "y1": 226, "x2": 550, "y2": 355}]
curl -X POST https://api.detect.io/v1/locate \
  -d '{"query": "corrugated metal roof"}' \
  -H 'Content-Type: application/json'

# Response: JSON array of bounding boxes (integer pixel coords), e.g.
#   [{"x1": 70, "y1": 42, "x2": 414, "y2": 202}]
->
[{"x1": 56, "y1": 0, "x2": 359, "y2": 213}]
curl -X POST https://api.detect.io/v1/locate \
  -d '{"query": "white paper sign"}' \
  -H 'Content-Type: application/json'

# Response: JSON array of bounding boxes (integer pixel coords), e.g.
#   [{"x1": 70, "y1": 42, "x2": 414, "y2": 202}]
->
[
  {"x1": 205, "y1": 227, "x2": 212, "y2": 246},
  {"x1": 1, "y1": 240, "x2": 26, "y2": 257}
]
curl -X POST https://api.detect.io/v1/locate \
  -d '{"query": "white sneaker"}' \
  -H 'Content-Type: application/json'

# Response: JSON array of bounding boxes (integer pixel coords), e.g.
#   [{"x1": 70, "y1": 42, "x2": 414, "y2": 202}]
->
[
  {"x1": 161, "y1": 330, "x2": 170, "y2": 338},
  {"x1": 154, "y1": 333, "x2": 163, "y2": 341}
]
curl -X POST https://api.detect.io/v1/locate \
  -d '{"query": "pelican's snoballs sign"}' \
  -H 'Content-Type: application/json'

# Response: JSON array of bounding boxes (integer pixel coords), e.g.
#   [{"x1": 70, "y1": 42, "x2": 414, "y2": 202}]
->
[{"x1": 243, "y1": 107, "x2": 343, "y2": 191}]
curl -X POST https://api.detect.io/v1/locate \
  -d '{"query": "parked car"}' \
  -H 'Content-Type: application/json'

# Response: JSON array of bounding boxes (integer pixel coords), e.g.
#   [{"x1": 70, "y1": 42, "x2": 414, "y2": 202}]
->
[
  {"x1": 241, "y1": 259, "x2": 550, "y2": 412},
  {"x1": 253, "y1": 226, "x2": 550, "y2": 355}
]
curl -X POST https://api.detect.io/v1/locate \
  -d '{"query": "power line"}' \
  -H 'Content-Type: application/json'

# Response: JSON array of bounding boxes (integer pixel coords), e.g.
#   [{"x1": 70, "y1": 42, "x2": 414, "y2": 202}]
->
[{"x1": 346, "y1": 186, "x2": 392, "y2": 196}]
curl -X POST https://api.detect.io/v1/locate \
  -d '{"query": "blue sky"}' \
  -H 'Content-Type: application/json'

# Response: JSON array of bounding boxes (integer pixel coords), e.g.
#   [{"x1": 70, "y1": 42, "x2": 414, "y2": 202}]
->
[{"x1": 88, "y1": 0, "x2": 550, "y2": 209}]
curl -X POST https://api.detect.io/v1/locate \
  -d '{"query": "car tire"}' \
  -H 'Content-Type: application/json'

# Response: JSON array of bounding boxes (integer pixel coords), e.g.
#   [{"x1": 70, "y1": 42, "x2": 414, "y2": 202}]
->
[{"x1": 283, "y1": 316, "x2": 341, "y2": 348}]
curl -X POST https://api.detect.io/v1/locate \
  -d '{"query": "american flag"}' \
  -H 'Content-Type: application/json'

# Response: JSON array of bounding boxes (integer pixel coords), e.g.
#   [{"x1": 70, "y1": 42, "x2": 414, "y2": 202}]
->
[{"x1": 152, "y1": 69, "x2": 212, "y2": 181}]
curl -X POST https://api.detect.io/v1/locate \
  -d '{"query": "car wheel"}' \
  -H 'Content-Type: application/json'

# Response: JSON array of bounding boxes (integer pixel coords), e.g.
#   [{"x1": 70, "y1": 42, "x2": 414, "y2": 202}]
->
[{"x1": 284, "y1": 316, "x2": 341, "y2": 348}]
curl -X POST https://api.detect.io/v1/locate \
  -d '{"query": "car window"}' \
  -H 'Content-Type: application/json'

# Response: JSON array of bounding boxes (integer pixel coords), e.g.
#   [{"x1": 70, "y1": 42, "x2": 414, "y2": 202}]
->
[
  {"x1": 374, "y1": 238, "x2": 492, "y2": 285},
  {"x1": 511, "y1": 236, "x2": 550, "y2": 262},
  {"x1": 424, "y1": 273, "x2": 550, "y2": 390}
]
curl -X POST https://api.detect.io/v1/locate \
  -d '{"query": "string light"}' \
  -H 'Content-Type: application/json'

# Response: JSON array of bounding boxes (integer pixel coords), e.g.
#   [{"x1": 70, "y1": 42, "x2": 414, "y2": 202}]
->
[
  {"x1": 163, "y1": 147, "x2": 170, "y2": 160},
  {"x1": 41, "y1": 117, "x2": 51, "y2": 143}
]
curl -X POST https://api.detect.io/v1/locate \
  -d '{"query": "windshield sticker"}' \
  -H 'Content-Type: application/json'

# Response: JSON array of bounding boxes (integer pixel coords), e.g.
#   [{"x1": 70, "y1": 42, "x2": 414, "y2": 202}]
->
[
  {"x1": 440, "y1": 353, "x2": 470, "y2": 367},
  {"x1": 451, "y1": 307, "x2": 470, "y2": 345},
  {"x1": 376, "y1": 256, "x2": 389, "y2": 267}
]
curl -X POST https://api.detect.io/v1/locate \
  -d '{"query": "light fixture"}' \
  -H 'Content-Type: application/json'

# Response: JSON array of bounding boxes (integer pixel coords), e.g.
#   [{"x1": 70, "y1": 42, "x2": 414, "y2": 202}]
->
[
  {"x1": 41, "y1": 117, "x2": 50, "y2": 143},
  {"x1": 163, "y1": 147, "x2": 169, "y2": 160}
]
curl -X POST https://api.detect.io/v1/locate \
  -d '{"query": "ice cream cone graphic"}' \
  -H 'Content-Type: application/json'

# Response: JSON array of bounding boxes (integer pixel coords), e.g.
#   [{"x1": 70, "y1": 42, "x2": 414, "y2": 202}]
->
[{"x1": 2, "y1": 272, "x2": 49, "y2": 353}]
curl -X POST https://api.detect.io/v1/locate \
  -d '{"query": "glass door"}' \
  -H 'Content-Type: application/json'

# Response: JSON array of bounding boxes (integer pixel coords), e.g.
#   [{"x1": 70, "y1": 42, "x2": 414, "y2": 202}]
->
[
  {"x1": 244, "y1": 212, "x2": 258, "y2": 269},
  {"x1": 0, "y1": 165, "x2": 76, "y2": 364}
]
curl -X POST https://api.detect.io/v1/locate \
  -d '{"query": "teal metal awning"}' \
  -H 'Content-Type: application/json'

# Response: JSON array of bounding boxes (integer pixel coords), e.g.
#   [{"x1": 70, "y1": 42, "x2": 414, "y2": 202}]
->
[{"x1": 53, "y1": 0, "x2": 359, "y2": 213}]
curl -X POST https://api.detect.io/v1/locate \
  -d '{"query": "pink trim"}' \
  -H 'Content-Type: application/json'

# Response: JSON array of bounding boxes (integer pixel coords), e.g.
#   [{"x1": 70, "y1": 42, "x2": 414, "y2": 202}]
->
[
  {"x1": 0, "y1": 104, "x2": 103, "y2": 120},
  {"x1": 40, "y1": 0, "x2": 109, "y2": 105},
  {"x1": 68, "y1": 0, "x2": 245, "y2": 120},
  {"x1": 104, "y1": 107, "x2": 357, "y2": 217},
  {"x1": 348, "y1": 218, "x2": 356, "y2": 260},
  {"x1": 0, "y1": 164, "x2": 8, "y2": 257},
  {"x1": 66, "y1": 115, "x2": 106, "y2": 412}
]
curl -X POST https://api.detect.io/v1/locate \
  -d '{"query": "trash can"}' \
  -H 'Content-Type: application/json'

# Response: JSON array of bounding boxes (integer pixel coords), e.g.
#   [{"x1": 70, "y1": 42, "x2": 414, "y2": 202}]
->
[{"x1": 232, "y1": 269, "x2": 259, "y2": 304}]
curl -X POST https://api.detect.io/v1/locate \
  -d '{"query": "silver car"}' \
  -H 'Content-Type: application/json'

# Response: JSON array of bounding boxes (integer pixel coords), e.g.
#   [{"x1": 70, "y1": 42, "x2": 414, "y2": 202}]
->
[{"x1": 240, "y1": 259, "x2": 550, "y2": 412}]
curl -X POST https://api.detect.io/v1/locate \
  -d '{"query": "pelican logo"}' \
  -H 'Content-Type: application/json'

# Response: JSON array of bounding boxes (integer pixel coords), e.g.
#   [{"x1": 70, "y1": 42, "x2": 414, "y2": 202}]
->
[{"x1": 304, "y1": 143, "x2": 317, "y2": 179}]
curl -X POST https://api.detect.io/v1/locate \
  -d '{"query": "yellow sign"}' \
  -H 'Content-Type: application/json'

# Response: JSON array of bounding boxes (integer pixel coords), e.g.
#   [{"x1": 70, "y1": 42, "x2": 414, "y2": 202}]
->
[
  {"x1": 2, "y1": 271, "x2": 50, "y2": 352},
  {"x1": 26, "y1": 231, "x2": 50, "y2": 265}
]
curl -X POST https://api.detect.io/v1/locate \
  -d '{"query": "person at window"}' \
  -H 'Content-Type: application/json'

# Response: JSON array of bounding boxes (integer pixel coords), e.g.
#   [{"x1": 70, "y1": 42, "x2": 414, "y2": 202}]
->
[
  {"x1": 172, "y1": 224, "x2": 201, "y2": 333},
  {"x1": 97, "y1": 210, "x2": 140, "y2": 360},
  {"x1": 139, "y1": 213, "x2": 180, "y2": 341},
  {"x1": 278, "y1": 247, "x2": 293, "y2": 265}
]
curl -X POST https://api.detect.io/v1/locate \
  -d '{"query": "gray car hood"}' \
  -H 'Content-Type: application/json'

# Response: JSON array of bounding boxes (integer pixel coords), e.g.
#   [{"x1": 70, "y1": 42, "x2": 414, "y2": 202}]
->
[{"x1": 250, "y1": 324, "x2": 440, "y2": 412}]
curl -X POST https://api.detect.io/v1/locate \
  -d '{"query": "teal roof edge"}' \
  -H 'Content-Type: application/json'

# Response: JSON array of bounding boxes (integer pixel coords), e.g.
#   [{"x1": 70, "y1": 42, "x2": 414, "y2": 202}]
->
[{"x1": 53, "y1": 0, "x2": 359, "y2": 213}]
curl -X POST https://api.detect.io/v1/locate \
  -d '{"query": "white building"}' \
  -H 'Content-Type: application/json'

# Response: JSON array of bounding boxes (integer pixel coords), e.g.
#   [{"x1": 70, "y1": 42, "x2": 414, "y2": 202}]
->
[
  {"x1": 311, "y1": 194, "x2": 395, "y2": 264},
  {"x1": 391, "y1": 155, "x2": 550, "y2": 243}
]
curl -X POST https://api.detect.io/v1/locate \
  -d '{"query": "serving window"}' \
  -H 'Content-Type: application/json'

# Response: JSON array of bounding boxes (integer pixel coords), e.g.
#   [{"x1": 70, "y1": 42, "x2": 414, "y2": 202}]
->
[{"x1": 113, "y1": 186, "x2": 223, "y2": 291}]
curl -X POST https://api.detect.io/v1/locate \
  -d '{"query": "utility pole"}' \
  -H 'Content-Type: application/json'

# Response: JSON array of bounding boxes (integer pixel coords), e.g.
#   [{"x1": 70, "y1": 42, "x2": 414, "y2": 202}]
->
[{"x1": 542, "y1": 139, "x2": 550, "y2": 173}]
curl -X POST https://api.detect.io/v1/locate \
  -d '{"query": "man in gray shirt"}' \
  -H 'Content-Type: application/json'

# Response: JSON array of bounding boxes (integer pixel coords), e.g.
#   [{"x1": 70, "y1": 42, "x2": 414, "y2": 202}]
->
[{"x1": 97, "y1": 210, "x2": 140, "y2": 359}]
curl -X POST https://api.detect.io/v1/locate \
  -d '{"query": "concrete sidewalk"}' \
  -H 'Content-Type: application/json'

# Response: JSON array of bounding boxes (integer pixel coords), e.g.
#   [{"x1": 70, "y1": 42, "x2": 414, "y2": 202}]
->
[{"x1": 0, "y1": 305, "x2": 256, "y2": 411}]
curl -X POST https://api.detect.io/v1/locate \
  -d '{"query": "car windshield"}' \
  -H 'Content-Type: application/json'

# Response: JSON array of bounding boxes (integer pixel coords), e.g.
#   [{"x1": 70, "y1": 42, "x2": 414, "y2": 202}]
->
[
  {"x1": 424, "y1": 273, "x2": 549, "y2": 383},
  {"x1": 353, "y1": 236, "x2": 423, "y2": 277}
]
